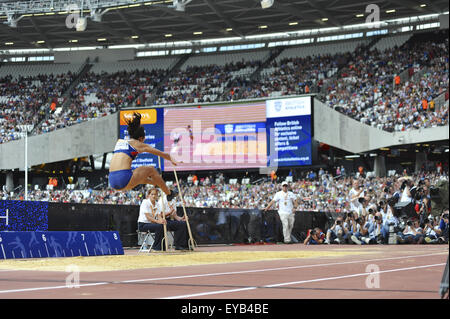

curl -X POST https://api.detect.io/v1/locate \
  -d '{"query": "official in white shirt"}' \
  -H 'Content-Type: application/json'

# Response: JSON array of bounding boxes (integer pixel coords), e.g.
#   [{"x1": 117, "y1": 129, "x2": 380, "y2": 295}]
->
[
  {"x1": 138, "y1": 188, "x2": 166, "y2": 251},
  {"x1": 264, "y1": 181, "x2": 298, "y2": 244},
  {"x1": 348, "y1": 180, "x2": 364, "y2": 215}
]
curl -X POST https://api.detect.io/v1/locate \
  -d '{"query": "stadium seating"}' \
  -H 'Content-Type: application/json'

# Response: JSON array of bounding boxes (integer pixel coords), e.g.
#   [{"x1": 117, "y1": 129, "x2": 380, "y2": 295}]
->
[
  {"x1": 0, "y1": 63, "x2": 83, "y2": 79},
  {"x1": 0, "y1": 30, "x2": 448, "y2": 144},
  {"x1": 320, "y1": 30, "x2": 449, "y2": 132}
]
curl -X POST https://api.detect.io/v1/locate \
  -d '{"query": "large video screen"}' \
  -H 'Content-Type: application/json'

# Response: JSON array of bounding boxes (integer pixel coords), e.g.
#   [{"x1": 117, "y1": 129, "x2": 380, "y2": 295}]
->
[
  {"x1": 163, "y1": 102, "x2": 267, "y2": 171},
  {"x1": 118, "y1": 96, "x2": 312, "y2": 172}
]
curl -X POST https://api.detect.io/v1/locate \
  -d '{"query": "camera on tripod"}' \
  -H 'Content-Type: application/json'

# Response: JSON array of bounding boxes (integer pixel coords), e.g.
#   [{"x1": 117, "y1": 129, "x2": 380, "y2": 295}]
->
[{"x1": 393, "y1": 201, "x2": 415, "y2": 219}]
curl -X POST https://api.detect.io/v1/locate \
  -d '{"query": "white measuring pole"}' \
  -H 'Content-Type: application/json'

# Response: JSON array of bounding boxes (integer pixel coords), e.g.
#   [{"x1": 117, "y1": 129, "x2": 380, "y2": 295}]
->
[
  {"x1": 0, "y1": 209, "x2": 8, "y2": 226},
  {"x1": 25, "y1": 130, "x2": 28, "y2": 201}
]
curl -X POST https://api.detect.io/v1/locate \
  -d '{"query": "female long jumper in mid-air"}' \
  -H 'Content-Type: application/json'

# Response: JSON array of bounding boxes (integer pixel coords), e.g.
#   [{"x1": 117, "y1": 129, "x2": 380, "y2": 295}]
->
[{"x1": 108, "y1": 112, "x2": 178, "y2": 201}]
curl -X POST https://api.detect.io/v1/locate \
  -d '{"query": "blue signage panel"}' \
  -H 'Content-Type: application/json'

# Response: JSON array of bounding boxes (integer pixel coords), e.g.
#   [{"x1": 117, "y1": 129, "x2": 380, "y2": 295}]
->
[
  {"x1": 266, "y1": 97, "x2": 312, "y2": 167},
  {"x1": 119, "y1": 108, "x2": 165, "y2": 171}
]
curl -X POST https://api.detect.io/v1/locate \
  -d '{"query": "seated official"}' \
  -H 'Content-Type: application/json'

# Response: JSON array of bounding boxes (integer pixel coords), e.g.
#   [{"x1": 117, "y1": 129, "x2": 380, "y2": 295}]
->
[
  {"x1": 159, "y1": 195, "x2": 189, "y2": 250},
  {"x1": 138, "y1": 188, "x2": 166, "y2": 251}
]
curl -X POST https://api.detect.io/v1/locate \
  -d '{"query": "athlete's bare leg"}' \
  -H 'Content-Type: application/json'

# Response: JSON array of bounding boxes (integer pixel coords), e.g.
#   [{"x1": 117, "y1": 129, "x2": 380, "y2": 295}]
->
[{"x1": 123, "y1": 166, "x2": 171, "y2": 195}]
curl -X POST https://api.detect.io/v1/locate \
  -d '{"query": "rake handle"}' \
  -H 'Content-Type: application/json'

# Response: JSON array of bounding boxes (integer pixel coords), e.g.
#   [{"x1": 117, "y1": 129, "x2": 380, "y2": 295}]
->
[{"x1": 173, "y1": 168, "x2": 196, "y2": 250}]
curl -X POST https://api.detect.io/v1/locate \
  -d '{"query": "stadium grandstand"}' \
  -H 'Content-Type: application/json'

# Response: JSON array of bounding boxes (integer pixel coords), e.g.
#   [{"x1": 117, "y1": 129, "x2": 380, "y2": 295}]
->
[{"x1": 0, "y1": 0, "x2": 448, "y2": 301}]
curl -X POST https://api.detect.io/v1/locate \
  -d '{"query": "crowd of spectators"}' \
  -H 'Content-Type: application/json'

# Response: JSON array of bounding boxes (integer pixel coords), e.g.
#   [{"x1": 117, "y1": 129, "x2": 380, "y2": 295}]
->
[
  {"x1": 304, "y1": 207, "x2": 448, "y2": 246},
  {"x1": 0, "y1": 72, "x2": 76, "y2": 143},
  {"x1": 0, "y1": 67, "x2": 169, "y2": 142},
  {"x1": 35, "y1": 68, "x2": 168, "y2": 134},
  {"x1": 321, "y1": 32, "x2": 449, "y2": 132},
  {"x1": 152, "y1": 60, "x2": 261, "y2": 105},
  {"x1": 1, "y1": 167, "x2": 447, "y2": 208},
  {"x1": 0, "y1": 31, "x2": 448, "y2": 145},
  {"x1": 1, "y1": 164, "x2": 448, "y2": 245},
  {"x1": 225, "y1": 51, "x2": 345, "y2": 100},
  {"x1": 0, "y1": 187, "x2": 144, "y2": 205}
]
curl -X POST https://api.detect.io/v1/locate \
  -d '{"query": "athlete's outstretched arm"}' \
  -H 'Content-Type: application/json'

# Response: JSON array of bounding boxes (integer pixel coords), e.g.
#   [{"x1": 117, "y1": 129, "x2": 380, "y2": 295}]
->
[{"x1": 134, "y1": 141, "x2": 177, "y2": 165}]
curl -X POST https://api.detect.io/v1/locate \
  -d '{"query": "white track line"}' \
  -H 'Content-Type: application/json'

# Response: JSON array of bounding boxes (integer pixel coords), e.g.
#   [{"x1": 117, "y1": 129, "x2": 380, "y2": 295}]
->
[
  {"x1": 163, "y1": 263, "x2": 446, "y2": 299},
  {"x1": 0, "y1": 252, "x2": 446, "y2": 295},
  {"x1": 120, "y1": 252, "x2": 447, "y2": 284},
  {"x1": 0, "y1": 282, "x2": 110, "y2": 295}
]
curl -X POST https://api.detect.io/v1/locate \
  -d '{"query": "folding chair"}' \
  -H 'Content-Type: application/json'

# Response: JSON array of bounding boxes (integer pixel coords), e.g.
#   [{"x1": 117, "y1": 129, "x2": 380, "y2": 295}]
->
[
  {"x1": 137, "y1": 229, "x2": 155, "y2": 254},
  {"x1": 137, "y1": 226, "x2": 175, "y2": 254}
]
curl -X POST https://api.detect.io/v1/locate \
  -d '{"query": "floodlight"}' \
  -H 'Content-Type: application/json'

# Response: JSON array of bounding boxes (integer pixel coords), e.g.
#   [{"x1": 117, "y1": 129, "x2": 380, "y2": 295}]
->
[
  {"x1": 173, "y1": 0, "x2": 192, "y2": 12},
  {"x1": 4, "y1": 13, "x2": 24, "y2": 28},
  {"x1": 261, "y1": 0, "x2": 274, "y2": 9},
  {"x1": 76, "y1": 17, "x2": 87, "y2": 32},
  {"x1": 8, "y1": 19, "x2": 18, "y2": 28},
  {"x1": 91, "y1": 10, "x2": 102, "y2": 22},
  {"x1": 90, "y1": 8, "x2": 110, "y2": 22}
]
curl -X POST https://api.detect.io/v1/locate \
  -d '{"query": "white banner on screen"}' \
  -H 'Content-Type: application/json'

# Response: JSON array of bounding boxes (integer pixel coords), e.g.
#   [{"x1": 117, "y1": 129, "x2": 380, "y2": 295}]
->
[{"x1": 266, "y1": 96, "x2": 311, "y2": 118}]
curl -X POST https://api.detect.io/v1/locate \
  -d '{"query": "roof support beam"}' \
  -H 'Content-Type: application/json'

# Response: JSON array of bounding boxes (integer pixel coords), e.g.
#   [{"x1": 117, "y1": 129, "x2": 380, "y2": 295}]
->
[
  {"x1": 303, "y1": 0, "x2": 342, "y2": 26},
  {"x1": 157, "y1": 5, "x2": 226, "y2": 34},
  {"x1": 266, "y1": 0, "x2": 324, "y2": 26},
  {"x1": 90, "y1": 20, "x2": 130, "y2": 41},
  {"x1": 116, "y1": 10, "x2": 150, "y2": 43},
  {"x1": 0, "y1": 23, "x2": 37, "y2": 47},
  {"x1": 203, "y1": 0, "x2": 244, "y2": 37},
  {"x1": 419, "y1": 1, "x2": 445, "y2": 13},
  {"x1": 386, "y1": 0, "x2": 426, "y2": 11},
  {"x1": 30, "y1": 17, "x2": 53, "y2": 49}
]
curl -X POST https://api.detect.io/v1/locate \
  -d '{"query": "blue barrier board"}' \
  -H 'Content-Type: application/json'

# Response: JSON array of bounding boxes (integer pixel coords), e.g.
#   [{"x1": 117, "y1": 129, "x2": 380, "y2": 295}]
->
[{"x1": 0, "y1": 231, "x2": 124, "y2": 259}]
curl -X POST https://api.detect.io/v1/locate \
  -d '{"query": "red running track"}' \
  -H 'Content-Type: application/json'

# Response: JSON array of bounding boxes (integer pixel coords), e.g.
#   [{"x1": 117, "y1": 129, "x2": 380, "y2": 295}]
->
[{"x1": 0, "y1": 244, "x2": 447, "y2": 299}]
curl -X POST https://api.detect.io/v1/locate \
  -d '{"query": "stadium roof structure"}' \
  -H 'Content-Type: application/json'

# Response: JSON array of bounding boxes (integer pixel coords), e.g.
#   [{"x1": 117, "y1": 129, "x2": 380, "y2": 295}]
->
[{"x1": 0, "y1": 0, "x2": 448, "y2": 50}]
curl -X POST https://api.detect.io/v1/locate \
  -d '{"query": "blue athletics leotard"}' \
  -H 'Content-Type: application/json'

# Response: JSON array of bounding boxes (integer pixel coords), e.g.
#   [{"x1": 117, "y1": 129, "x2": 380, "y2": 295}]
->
[{"x1": 108, "y1": 139, "x2": 139, "y2": 189}]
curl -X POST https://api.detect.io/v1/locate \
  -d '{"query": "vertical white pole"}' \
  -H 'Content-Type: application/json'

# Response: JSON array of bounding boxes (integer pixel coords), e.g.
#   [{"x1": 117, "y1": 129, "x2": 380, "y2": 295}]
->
[
  {"x1": 25, "y1": 130, "x2": 28, "y2": 201},
  {"x1": 158, "y1": 155, "x2": 161, "y2": 172},
  {"x1": 0, "y1": 209, "x2": 8, "y2": 226}
]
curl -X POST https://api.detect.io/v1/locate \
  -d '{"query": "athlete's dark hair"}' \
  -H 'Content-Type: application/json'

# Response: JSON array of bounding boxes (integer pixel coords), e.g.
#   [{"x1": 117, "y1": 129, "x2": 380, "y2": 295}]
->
[{"x1": 125, "y1": 112, "x2": 145, "y2": 140}]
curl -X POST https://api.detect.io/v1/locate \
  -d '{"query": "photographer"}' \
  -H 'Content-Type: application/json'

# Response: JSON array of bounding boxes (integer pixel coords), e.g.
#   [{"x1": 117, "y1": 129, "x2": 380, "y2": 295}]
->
[
  {"x1": 349, "y1": 180, "x2": 365, "y2": 214},
  {"x1": 382, "y1": 184, "x2": 394, "y2": 201},
  {"x1": 356, "y1": 195, "x2": 369, "y2": 218},
  {"x1": 412, "y1": 219, "x2": 425, "y2": 244},
  {"x1": 398, "y1": 176, "x2": 414, "y2": 203},
  {"x1": 383, "y1": 196, "x2": 400, "y2": 230},
  {"x1": 325, "y1": 216, "x2": 349, "y2": 244},
  {"x1": 413, "y1": 186, "x2": 427, "y2": 224},
  {"x1": 397, "y1": 219, "x2": 423, "y2": 244},
  {"x1": 350, "y1": 215, "x2": 371, "y2": 245},
  {"x1": 346, "y1": 211, "x2": 356, "y2": 234},
  {"x1": 423, "y1": 218, "x2": 439, "y2": 244},
  {"x1": 304, "y1": 228, "x2": 325, "y2": 245},
  {"x1": 436, "y1": 210, "x2": 449, "y2": 244},
  {"x1": 367, "y1": 212, "x2": 388, "y2": 244},
  {"x1": 366, "y1": 202, "x2": 378, "y2": 221},
  {"x1": 420, "y1": 179, "x2": 432, "y2": 214},
  {"x1": 377, "y1": 200, "x2": 387, "y2": 219},
  {"x1": 343, "y1": 212, "x2": 354, "y2": 243}
]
